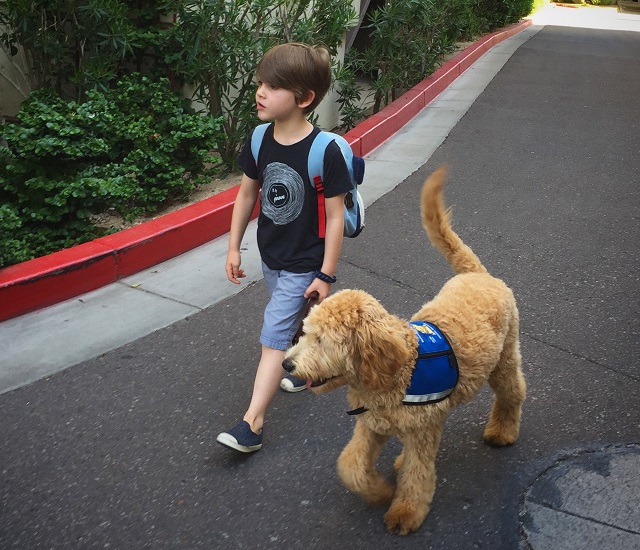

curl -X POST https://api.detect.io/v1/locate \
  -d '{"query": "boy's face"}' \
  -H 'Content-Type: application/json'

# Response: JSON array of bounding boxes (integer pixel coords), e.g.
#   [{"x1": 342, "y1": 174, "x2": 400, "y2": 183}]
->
[{"x1": 256, "y1": 80, "x2": 304, "y2": 122}]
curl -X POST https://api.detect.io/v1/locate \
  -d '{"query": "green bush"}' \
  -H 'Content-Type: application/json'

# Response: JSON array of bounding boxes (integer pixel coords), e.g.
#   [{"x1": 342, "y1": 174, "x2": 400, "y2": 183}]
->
[
  {"x1": 474, "y1": 0, "x2": 535, "y2": 29},
  {"x1": 336, "y1": 0, "x2": 534, "y2": 123},
  {"x1": 343, "y1": 1, "x2": 457, "y2": 115},
  {"x1": 0, "y1": 74, "x2": 224, "y2": 268}
]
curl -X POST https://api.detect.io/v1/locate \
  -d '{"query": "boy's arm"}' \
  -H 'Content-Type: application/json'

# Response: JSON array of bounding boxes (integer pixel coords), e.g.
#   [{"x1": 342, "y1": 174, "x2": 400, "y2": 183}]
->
[
  {"x1": 226, "y1": 174, "x2": 260, "y2": 284},
  {"x1": 306, "y1": 193, "x2": 344, "y2": 300}
]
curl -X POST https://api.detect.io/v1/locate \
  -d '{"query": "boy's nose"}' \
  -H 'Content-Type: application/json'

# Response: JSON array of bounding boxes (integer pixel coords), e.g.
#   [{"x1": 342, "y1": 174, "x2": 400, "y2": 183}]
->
[{"x1": 282, "y1": 358, "x2": 295, "y2": 373}]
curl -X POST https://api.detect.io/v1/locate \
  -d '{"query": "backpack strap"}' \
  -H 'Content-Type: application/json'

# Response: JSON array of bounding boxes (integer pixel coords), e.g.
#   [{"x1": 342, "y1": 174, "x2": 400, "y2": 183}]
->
[
  {"x1": 307, "y1": 131, "x2": 336, "y2": 188},
  {"x1": 307, "y1": 131, "x2": 336, "y2": 239},
  {"x1": 307, "y1": 131, "x2": 363, "y2": 239},
  {"x1": 250, "y1": 123, "x2": 271, "y2": 167}
]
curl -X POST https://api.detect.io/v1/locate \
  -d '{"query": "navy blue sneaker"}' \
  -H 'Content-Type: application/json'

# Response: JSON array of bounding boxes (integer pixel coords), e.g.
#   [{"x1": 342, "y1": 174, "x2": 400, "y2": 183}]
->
[
  {"x1": 217, "y1": 421, "x2": 263, "y2": 453},
  {"x1": 280, "y1": 374, "x2": 307, "y2": 393}
]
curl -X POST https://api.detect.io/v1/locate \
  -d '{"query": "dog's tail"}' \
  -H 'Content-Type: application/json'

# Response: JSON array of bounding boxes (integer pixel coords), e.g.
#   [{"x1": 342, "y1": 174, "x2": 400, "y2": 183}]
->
[{"x1": 421, "y1": 167, "x2": 487, "y2": 275}]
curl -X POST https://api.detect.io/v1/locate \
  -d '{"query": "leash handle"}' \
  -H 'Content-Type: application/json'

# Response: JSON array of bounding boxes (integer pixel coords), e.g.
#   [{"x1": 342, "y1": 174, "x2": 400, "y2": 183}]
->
[{"x1": 291, "y1": 292, "x2": 319, "y2": 346}]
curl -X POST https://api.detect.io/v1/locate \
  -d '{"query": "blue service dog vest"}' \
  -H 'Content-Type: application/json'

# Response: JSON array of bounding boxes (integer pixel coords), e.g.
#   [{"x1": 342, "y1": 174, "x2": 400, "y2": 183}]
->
[{"x1": 403, "y1": 322, "x2": 459, "y2": 405}]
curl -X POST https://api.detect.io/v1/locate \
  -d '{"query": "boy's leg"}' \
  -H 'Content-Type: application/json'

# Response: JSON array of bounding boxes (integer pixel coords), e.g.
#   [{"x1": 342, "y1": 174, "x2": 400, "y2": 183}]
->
[
  {"x1": 261, "y1": 266, "x2": 315, "y2": 394},
  {"x1": 217, "y1": 266, "x2": 313, "y2": 452},
  {"x1": 216, "y1": 346, "x2": 282, "y2": 453},
  {"x1": 243, "y1": 345, "x2": 286, "y2": 433},
  {"x1": 216, "y1": 346, "x2": 287, "y2": 452}
]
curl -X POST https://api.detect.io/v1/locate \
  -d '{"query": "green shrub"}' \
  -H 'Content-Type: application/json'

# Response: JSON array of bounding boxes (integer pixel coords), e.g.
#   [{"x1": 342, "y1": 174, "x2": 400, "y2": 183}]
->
[
  {"x1": 474, "y1": 0, "x2": 535, "y2": 29},
  {"x1": 0, "y1": 0, "x2": 182, "y2": 100},
  {"x1": 344, "y1": 1, "x2": 456, "y2": 114},
  {"x1": 336, "y1": 0, "x2": 534, "y2": 121},
  {"x1": 0, "y1": 74, "x2": 224, "y2": 268}
]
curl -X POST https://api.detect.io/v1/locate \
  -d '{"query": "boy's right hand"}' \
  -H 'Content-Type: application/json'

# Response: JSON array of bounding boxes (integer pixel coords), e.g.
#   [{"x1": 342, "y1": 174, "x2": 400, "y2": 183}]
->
[{"x1": 225, "y1": 250, "x2": 246, "y2": 284}]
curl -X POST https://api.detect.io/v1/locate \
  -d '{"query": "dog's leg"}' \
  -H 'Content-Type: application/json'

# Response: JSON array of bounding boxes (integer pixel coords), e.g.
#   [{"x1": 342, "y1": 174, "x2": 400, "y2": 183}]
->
[
  {"x1": 484, "y1": 315, "x2": 526, "y2": 446},
  {"x1": 337, "y1": 419, "x2": 394, "y2": 505},
  {"x1": 384, "y1": 422, "x2": 445, "y2": 535}
]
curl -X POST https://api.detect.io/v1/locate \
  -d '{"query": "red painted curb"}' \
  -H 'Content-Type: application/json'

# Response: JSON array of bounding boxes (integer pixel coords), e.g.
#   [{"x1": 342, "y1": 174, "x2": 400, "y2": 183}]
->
[{"x1": 0, "y1": 19, "x2": 531, "y2": 322}]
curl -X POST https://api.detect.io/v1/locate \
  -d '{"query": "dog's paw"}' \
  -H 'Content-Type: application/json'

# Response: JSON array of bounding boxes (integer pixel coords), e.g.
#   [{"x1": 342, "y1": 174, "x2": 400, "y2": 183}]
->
[
  {"x1": 483, "y1": 425, "x2": 519, "y2": 447},
  {"x1": 337, "y1": 465, "x2": 395, "y2": 504},
  {"x1": 384, "y1": 500, "x2": 427, "y2": 535}
]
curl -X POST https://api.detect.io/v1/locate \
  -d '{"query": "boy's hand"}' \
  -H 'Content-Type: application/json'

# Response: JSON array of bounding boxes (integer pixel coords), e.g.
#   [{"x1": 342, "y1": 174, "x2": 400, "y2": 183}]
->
[
  {"x1": 305, "y1": 279, "x2": 331, "y2": 302},
  {"x1": 225, "y1": 250, "x2": 246, "y2": 284}
]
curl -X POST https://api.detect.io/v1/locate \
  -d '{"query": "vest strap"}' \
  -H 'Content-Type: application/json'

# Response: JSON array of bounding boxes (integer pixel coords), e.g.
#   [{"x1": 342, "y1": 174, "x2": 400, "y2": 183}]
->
[{"x1": 346, "y1": 406, "x2": 368, "y2": 415}]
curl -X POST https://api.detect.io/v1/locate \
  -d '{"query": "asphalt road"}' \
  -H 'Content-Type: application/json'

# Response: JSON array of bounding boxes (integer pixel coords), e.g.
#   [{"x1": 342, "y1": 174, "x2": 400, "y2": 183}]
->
[{"x1": 1, "y1": 15, "x2": 639, "y2": 550}]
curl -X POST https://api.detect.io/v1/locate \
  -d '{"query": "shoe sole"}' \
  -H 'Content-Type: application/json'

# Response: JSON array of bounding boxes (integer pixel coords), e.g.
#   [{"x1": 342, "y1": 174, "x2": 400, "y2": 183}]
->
[
  {"x1": 216, "y1": 433, "x2": 262, "y2": 453},
  {"x1": 279, "y1": 379, "x2": 307, "y2": 393}
]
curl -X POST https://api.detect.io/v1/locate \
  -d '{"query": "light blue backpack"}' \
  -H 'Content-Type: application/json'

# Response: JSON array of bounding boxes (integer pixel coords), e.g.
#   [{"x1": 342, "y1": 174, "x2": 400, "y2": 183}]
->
[{"x1": 250, "y1": 123, "x2": 365, "y2": 238}]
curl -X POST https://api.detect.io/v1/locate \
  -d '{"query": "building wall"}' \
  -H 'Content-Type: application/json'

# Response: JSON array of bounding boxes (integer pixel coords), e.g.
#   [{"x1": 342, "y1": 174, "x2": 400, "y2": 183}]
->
[{"x1": 0, "y1": 38, "x2": 31, "y2": 119}]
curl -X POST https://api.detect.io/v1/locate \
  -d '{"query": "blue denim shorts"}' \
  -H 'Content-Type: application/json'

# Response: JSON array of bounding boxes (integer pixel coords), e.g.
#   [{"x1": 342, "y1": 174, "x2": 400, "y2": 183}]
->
[{"x1": 260, "y1": 262, "x2": 316, "y2": 351}]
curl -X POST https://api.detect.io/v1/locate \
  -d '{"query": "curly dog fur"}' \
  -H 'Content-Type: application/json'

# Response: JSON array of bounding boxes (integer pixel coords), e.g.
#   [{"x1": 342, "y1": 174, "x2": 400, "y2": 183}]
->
[{"x1": 282, "y1": 167, "x2": 526, "y2": 535}]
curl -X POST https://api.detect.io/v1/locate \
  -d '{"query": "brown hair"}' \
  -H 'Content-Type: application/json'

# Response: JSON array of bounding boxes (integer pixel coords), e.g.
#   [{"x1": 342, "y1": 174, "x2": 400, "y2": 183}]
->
[{"x1": 256, "y1": 43, "x2": 332, "y2": 114}]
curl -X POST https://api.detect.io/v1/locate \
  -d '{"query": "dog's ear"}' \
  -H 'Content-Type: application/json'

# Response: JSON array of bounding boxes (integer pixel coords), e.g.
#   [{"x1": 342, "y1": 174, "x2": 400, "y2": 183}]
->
[{"x1": 355, "y1": 320, "x2": 410, "y2": 393}]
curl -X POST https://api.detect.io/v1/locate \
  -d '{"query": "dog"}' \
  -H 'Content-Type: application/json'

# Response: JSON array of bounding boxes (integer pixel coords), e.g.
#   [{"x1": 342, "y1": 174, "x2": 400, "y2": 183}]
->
[{"x1": 282, "y1": 167, "x2": 526, "y2": 535}]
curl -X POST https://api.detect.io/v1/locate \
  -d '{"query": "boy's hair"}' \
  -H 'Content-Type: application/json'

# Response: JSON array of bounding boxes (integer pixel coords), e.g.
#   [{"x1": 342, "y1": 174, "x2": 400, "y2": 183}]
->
[{"x1": 256, "y1": 43, "x2": 332, "y2": 114}]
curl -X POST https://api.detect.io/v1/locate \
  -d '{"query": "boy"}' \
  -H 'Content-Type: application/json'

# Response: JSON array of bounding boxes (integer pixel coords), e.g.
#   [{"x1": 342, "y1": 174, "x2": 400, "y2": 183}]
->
[{"x1": 216, "y1": 43, "x2": 352, "y2": 453}]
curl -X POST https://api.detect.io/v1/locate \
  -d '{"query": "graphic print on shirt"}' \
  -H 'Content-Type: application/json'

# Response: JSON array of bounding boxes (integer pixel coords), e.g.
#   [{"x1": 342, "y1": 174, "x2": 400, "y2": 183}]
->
[{"x1": 261, "y1": 162, "x2": 305, "y2": 225}]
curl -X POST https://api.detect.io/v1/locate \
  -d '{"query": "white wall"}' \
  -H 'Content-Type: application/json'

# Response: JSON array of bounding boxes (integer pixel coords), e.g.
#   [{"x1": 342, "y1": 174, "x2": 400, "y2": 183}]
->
[{"x1": 0, "y1": 38, "x2": 31, "y2": 118}]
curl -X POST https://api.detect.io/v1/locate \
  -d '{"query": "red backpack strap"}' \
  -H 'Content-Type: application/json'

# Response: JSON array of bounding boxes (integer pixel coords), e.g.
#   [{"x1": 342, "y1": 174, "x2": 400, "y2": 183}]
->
[
  {"x1": 314, "y1": 175, "x2": 326, "y2": 238},
  {"x1": 309, "y1": 131, "x2": 335, "y2": 239}
]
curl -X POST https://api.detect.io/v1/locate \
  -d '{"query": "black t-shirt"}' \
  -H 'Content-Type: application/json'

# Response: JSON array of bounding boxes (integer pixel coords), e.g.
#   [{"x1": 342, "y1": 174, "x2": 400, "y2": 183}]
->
[{"x1": 238, "y1": 123, "x2": 352, "y2": 272}]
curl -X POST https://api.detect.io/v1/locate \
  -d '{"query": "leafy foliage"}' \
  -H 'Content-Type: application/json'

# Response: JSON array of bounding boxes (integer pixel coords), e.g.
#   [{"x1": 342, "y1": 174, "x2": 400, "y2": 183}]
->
[
  {"x1": 0, "y1": 0, "x2": 175, "y2": 99},
  {"x1": 335, "y1": 0, "x2": 534, "y2": 124},
  {"x1": 0, "y1": 75, "x2": 223, "y2": 267}
]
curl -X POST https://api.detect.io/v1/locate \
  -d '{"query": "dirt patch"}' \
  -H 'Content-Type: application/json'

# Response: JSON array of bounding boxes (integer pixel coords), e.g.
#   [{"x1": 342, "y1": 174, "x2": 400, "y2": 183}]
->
[{"x1": 90, "y1": 172, "x2": 243, "y2": 232}]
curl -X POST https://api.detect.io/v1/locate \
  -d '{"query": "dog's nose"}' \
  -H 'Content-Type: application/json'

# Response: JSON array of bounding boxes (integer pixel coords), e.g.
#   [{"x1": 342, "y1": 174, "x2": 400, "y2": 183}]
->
[{"x1": 282, "y1": 358, "x2": 295, "y2": 373}]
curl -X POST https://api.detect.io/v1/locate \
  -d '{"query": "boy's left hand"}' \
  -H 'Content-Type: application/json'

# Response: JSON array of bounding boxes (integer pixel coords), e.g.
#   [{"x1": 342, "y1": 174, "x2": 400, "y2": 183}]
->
[{"x1": 305, "y1": 279, "x2": 331, "y2": 302}]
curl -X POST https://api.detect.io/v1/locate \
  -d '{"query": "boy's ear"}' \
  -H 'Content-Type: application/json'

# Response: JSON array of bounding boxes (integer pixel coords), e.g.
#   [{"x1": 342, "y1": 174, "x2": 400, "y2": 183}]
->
[{"x1": 298, "y1": 90, "x2": 315, "y2": 110}]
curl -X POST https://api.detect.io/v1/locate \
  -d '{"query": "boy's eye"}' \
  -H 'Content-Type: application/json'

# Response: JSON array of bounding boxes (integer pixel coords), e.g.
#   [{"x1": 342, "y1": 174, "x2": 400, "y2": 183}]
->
[{"x1": 256, "y1": 80, "x2": 278, "y2": 91}]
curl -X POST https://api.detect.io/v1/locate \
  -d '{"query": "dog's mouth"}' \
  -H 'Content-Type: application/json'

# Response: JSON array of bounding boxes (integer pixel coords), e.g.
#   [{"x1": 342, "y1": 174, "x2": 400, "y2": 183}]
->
[
  {"x1": 304, "y1": 374, "x2": 347, "y2": 393},
  {"x1": 306, "y1": 377, "x2": 333, "y2": 388}
]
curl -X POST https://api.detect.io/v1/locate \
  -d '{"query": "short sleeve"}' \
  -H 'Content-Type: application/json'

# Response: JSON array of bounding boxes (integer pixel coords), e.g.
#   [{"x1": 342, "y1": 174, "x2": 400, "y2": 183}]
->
[
  {"x1": 237, "y1": 130, "x2": 259, "y2": 180},
  {"x1": 322, "y1": 141, "x2": 353, "y2": 198}
]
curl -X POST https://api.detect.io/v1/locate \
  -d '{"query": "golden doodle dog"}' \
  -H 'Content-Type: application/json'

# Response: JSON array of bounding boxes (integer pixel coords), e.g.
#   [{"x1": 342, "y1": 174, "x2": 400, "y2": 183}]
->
[{"x1": 282, "y1": 167, "x2": 526, "y2": 535}]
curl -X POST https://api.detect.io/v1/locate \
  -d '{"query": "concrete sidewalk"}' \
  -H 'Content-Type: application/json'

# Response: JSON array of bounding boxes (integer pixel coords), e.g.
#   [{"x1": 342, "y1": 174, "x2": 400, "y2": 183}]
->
[{"x1": 1, "y1": 5, "x2": 639, "y2": 550}]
